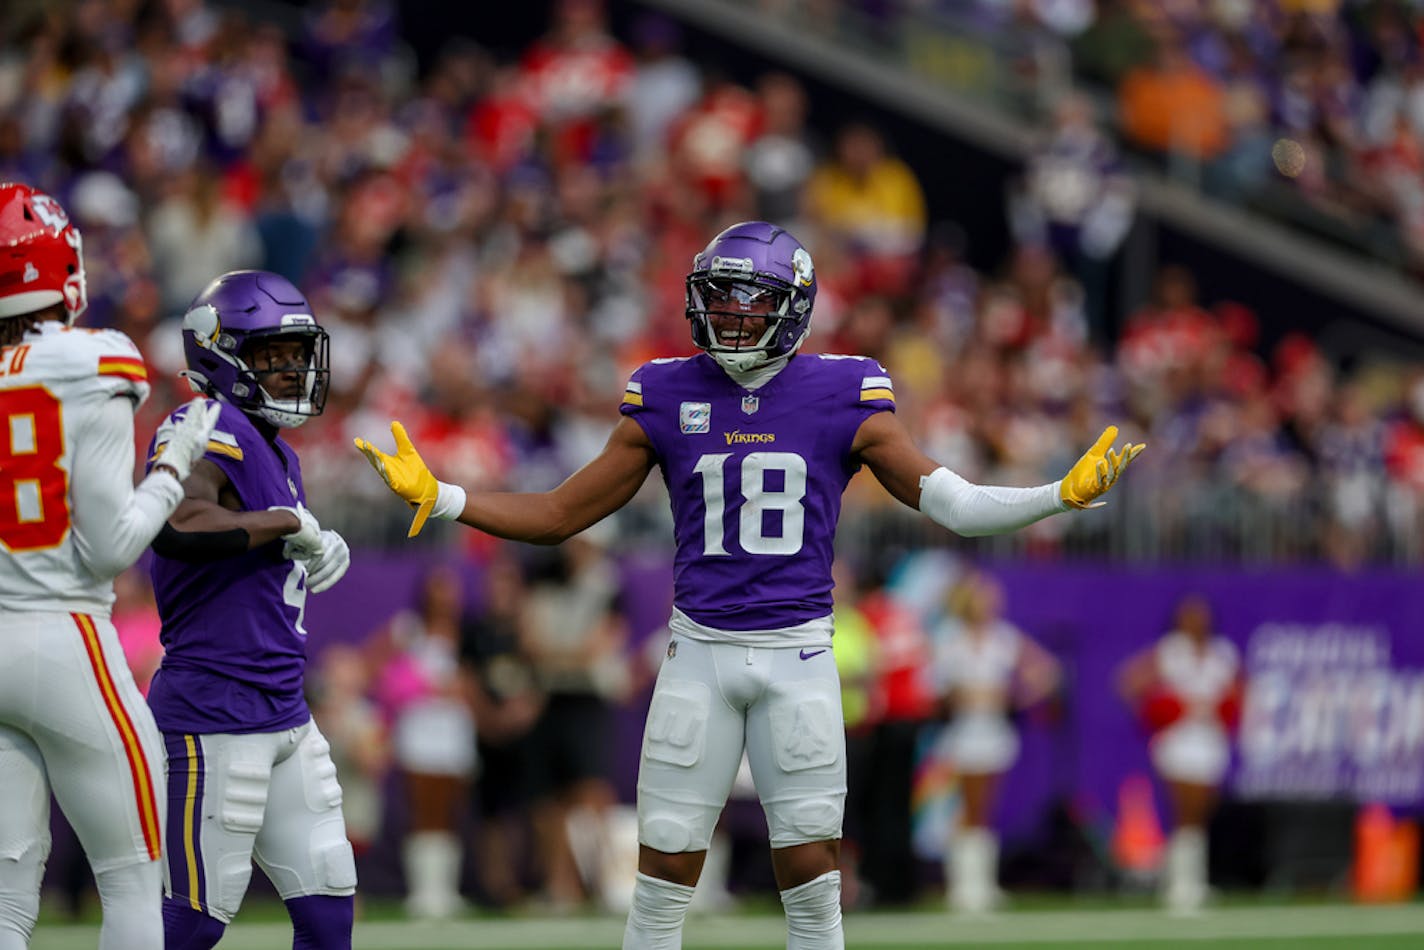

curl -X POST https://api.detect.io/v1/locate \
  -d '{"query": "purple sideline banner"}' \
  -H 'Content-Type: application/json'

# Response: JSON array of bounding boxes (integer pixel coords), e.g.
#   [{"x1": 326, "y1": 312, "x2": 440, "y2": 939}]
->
[
  {"x1": 304, "y1": 556, "x2": 1424, "y2": 843},
  {"x1": 983, "y1": 564, "x2": 1424, "y2": 842}
]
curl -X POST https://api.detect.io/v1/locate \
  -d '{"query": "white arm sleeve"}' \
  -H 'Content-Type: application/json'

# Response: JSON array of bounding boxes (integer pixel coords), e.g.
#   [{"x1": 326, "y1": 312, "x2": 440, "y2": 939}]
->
[
  {"x1": 918, "y1": 466, "x2": 1068, "y2": 537},
  {"x1": 70, "y1": 395, "x2": 185, "y2": 580}
]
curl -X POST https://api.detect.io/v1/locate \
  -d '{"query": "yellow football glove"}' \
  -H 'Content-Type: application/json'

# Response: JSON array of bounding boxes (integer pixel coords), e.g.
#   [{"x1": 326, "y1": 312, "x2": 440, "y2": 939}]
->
[
  {"x1": 354, "y1": 421, "x2": 439, "y2": 538},
  {"x1": 1060, "y1": 425, "x2": 1146, "y2": 510}
]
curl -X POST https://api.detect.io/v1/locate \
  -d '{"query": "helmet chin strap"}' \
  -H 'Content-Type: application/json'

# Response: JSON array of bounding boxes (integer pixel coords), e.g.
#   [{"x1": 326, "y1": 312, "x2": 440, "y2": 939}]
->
[
  {"x1": 254, "y1": 383, "x2": 314, "y2": 429},
  {"x1": 712, "y1": 331, "x2": 808, "y2": 389}
]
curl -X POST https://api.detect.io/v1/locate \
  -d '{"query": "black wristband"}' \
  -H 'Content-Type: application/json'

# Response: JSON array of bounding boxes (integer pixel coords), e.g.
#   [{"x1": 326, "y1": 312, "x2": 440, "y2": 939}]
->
[{"x1": 152, "y1": 523, "x2": 250, "y2": 563}]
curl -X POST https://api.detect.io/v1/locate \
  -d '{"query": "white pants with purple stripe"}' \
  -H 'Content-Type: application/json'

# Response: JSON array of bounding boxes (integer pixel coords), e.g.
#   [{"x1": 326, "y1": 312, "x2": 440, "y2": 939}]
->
[{"x1": 163, "y1": 718, "x2": 356, "y2": 922}]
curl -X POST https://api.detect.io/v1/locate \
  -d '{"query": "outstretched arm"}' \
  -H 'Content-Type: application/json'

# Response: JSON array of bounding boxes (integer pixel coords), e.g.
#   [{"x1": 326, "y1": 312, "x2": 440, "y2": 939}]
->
[
  {"x1": 852, "y1": 411, "x2": 1144, "y2": 536},
  {"x1": 356, "y1": 417, "x2": 657, "y2": 543}
]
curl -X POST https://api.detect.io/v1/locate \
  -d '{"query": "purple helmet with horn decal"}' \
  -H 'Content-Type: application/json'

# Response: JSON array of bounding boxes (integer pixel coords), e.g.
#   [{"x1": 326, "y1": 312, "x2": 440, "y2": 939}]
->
[
  {"x1": 685, "y1": 221, "x2": 817, "y2": 373},
  {"x1": 180, "y1": 270, "x2": 330, "y2": 429}
]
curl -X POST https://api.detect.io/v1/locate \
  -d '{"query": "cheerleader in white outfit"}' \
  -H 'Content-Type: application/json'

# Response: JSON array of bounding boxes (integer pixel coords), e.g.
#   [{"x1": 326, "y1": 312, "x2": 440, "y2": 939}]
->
[
  {"x1": 1118, "y1": 595, "x2": 1242, "y2": 914},
  {"x1": 933, "y1": 572, "x2": 1060, "y2": 913}
]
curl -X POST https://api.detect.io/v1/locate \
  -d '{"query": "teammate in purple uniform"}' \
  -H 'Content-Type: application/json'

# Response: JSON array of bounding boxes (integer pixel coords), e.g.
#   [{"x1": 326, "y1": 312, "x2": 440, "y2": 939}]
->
[
  {"x1": 357, "y1": 222, "x2": 1144, "y2": 949},
  {"x1": 146, "y1": 270, "x2": 356, "y2": 950}
]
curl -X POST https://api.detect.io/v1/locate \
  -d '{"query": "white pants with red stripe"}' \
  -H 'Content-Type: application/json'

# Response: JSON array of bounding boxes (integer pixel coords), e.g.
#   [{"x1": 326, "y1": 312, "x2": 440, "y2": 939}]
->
[{"x1": 0, "y1": 611, "x2": 165, "y2": 940}]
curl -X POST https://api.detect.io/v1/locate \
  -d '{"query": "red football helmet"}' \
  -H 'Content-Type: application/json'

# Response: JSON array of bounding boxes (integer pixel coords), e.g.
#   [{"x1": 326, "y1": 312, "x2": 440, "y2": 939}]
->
[{"x1": 0, "y1": 182, "x2": 87, "y2": 323}]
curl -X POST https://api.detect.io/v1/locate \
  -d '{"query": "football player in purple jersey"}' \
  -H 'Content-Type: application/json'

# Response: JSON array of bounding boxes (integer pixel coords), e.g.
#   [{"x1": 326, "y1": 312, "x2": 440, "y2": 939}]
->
[
  {"x1": 146, "y1": 270, "x2": 356, "y2": 950},
  {"x1": 358, "y1": 221, "x2": 1144, "y2": 949}
]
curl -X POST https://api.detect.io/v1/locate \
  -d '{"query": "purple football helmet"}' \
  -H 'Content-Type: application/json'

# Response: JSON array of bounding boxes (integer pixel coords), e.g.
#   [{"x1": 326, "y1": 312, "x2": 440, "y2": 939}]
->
[
  {"x1": 180, "y1": 270, "x2": 330, "y2": 429},
  {"x1": 686, "y1": 221, "x2": 817, "y2": 372}
]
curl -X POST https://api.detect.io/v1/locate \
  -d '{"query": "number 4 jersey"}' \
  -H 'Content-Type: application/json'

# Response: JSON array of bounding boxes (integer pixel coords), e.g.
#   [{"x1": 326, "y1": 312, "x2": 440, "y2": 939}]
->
[
  {"x1": 145, "y1": 400, "x2": 312, "y2": 735},
  {"x1": 620, "y1": 353, "x2": 895, "y2": 644},
  {"x1": 0, "y1": 322, "x2": 151, "y2": 613}
]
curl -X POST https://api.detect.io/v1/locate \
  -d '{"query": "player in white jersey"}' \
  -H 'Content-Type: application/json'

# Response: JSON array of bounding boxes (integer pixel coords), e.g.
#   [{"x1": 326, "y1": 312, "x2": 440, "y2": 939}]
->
[
  {"x1": 931, "y1": 571, "x2": 1059, "y2": 913},
  {"x1": 357, "y1": 222, "x2": 1145, "y2": 949},
  {"x1": 1118, "y1": 594, "x2": 1242, "y2": 914},
  {"x1": 0, "y1": 182, "x2": 217, "y2": 949}
]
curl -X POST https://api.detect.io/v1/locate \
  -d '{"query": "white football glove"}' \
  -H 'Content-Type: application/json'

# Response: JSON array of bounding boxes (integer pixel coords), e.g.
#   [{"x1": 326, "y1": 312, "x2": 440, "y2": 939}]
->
[
  {"x1": 269, "y1": 504, "x2": 324, "y2": 561},
  {"x1": 303, "y1": 530, "x2": 350, "y2": 594},
  {"x1": 153, "y1": 398, "x2": 222, "y2": 482}
]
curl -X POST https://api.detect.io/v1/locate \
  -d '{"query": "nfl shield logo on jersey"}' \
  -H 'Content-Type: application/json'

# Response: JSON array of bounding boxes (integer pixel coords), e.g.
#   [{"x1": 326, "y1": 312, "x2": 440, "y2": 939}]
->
[
  {"x1": 741, "y1": 395, "x2": 759, "y2": 415},
  {"x1": 667, "y1": 640, "x2": 677, "y2": 660},
  {"x1": 679, "y1": 402, "x2": 711, "y2": 434}
]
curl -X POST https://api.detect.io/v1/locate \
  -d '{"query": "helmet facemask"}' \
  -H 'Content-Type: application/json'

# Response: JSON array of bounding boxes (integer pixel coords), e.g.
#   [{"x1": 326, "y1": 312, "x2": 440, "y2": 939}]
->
[
  {"x1": 685, "y1": 221, "x2": 817, "y2": 374},
  {"x1": 686, "y1": 275, "x2": 808, "y2": 373},
  {"x1": 238, "y1": 329, "x2": 331, "y2": 429}
]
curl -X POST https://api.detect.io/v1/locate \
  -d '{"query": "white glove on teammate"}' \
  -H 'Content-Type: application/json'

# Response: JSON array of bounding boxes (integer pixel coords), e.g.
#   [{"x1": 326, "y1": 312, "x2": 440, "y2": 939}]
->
[
  {"x1": 303, "y1": 529, "x2": 350, "y2": 593},
  {"x1": 153, "y1": 398, "x2": 222, "y2": 482},
  {"x1": 269, "y1": 503, "x2": 324, "y2": 560}
]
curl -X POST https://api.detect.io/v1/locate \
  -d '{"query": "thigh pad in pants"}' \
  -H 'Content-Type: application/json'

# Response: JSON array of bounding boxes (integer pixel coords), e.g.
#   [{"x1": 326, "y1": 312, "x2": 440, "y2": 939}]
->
[
  {"x1": 637, "y1": 670, "x2": 739, "y2": 855},
  {"x1": 750, "y1": 677, "x2": 846, "y2": 848},
  {"x1": 166, "y1": 732, "x2": 273, "y2": 922},
  {"x1": 253, "y1": 724, "x2": 356, "y2": 899}
]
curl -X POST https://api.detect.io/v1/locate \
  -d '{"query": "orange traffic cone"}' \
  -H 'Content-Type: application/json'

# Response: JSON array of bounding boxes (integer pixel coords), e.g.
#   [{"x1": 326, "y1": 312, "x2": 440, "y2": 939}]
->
[
  {"x1": 1112, "y1": 772, "x2": 1165, "y2": 882},
  {"x1": 1354, "y1": 803, "x2": 1419, "y2": 903}
]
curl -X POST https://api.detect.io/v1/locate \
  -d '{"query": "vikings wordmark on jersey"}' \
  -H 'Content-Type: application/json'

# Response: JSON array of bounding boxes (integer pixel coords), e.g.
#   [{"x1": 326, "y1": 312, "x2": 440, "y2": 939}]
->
[{"x1": 621, "y1": 352, "x2": 894, "y2": 632}]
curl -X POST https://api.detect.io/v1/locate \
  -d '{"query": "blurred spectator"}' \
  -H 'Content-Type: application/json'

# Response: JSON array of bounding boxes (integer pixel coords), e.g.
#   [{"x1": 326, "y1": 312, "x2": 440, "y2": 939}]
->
[
  {"x1": 1118, "y1": 28, "x2": 1229, "y2": 172},
  {"x1": 517, "y1": 0, "x2": 633, "y2": 166},
  {"x1": 1009, "y1": 92, "x2": 1135, "y2": 338},
  {"x1": 372, "y1": 566, "x2": 478, "y2": 919},
  {"x1": 300, "y1": 0, "x2": 400, "y2": 85},
  {"x1": 626, "y1": 14, "x2": 700, "y2": 165},
  {"x1": 666, "y1": 69, "x2": 762, "y2": 213},
  {"x1": 854, "y1": 572, "x2": 937, "y2": 905},
  {"x1": 458, "y1": 552, "x2": 544, "y2": 908},
  {"x1": 831, "y1": 560, "x2": 879, "y2": 910},
  {"x1": 1317, "y1": 379, "x2": 1386, "y2": 569},
  {"x1": 1117, "y1": 595, "x2": 1243, "y2": 915},
  {"x1": 309, "y1": 644, "x2": 390, "y2": 860},
  {"x1": 744, "y1": 72, "x2": 817, "y2": 225},
  {"x1": 806, "y1": 121, "x2": 927, "y2": 294},
  {"x1": 1070, "y1": 0, "x2": 1155, "y2": 87},
  {"x1": 1384, "y1": 370, "x2": 1424, "y2": 560},
  {"x1": 930, "y1": 571, "x2": 1060, "y2": 914},
  {"x1": 519, "y1": 529, "x2": 632, "y2": 909},
  {"x1": 146, "y1": 163, "x2": 263, "y2": 316},
  {"x1": 1202, "y1": 35, "x2": 1275, "y2": 202}
]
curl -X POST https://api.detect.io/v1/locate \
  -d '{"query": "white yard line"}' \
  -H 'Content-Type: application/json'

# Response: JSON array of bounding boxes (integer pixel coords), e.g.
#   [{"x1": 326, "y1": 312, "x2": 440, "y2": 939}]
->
[{"x1": 30, "y1": 903, "x2": 1424, "y2": 950}]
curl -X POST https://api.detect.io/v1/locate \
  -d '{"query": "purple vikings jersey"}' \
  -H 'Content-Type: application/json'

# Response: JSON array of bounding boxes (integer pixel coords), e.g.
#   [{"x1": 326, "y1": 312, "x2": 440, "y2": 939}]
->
[
  {"x1": 620, "y1": 353, "x2": 894, "y2": 631},
  {"x1": 145, "y1": 400, "x2": 311, "y2": 734}
]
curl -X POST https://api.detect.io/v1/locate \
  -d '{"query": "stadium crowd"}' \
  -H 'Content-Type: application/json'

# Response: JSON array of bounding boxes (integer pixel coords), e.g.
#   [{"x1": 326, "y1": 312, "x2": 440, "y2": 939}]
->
[
  {"x1": 821, "y1": 0, "x2": 1424, "y2": 272},
  {"x1": 3, "y1": 0, "x2": 1422, "y2": 567}
]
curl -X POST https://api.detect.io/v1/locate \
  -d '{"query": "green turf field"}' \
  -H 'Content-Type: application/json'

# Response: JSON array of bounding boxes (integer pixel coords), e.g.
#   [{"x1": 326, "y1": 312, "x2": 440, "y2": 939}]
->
[{"x1": 27, "y1": 901, "x2": 1424, "y2": 949}]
